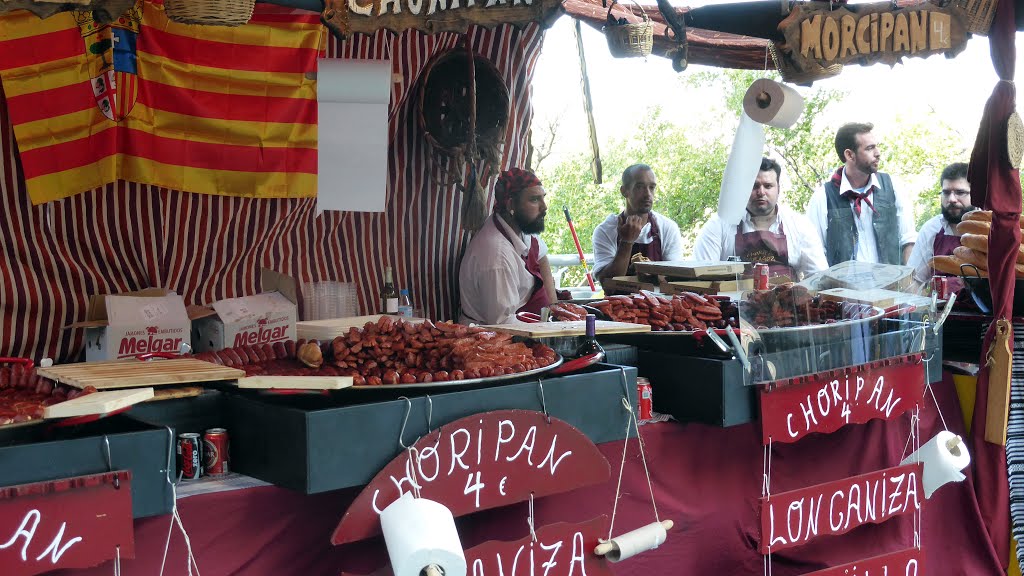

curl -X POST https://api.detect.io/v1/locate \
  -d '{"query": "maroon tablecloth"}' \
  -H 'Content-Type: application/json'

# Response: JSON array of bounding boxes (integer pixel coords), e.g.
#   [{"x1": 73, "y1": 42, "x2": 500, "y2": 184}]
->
[{"x1": 59, "y1": 373, "x2": 1001, "y2": 575}]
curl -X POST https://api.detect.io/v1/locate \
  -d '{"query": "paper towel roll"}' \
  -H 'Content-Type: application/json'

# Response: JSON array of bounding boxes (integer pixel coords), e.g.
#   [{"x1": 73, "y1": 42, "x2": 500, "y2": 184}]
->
[
  {"x1": 901, "y1": 430, "x2": 971, "y2": 498},
  {"x1": 317, "y1": 58, "x2": 393, "y2": 104},
  {"x1": 595, "y1": 520, "x2": 672, "y2": 562},
  {"x1": 742, "y1": 79, "x2": 804, "y2": 129},
  {"x1": 381, "y1": 494, "x2": 467, "y2": 576},
  {"x1": 717, "y1": 113, "x2": 765, "y2": 224}
]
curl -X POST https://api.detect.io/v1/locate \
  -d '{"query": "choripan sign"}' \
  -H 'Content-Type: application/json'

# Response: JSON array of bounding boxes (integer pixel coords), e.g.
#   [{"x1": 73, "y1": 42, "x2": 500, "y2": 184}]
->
[
  {"x1": 776, "y1": 3, "x2": 968, "y2": 78},
  {"x1": 321, "y1": 0, "x2": 563, "y2": 37}
]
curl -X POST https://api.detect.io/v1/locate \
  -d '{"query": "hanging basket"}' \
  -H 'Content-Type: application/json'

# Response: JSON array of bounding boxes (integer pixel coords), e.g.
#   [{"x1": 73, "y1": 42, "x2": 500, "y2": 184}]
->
[
  {"x1": 949, "y1": 0, "x2": 998, "y2": 36},
  {"x1": 164, "y1": 0, "x2": 256, "y2": 26},
  {"x1": 603, "y1": 0, "x2": 653, "y2": 59}
]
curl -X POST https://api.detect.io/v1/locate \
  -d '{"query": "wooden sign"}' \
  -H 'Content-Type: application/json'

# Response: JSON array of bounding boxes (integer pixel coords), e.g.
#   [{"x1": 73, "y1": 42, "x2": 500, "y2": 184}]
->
[
  {"x1": 774, "y1": 3, "x2": 967, "y2": 82},
  {"x1": 0, "y1": 471, "x2": 134, "y2": 576},
  {"x1": 332, "y1": 410, "x2": 611, "y2": 545},
  {"x1": 321, "y1": 0, "x2": 563, "y2": 38},
  {"x1": 759, "y1": 355, "x2": 925, "y2": 445},
  {"x1": 760, "y1": 463, "x2": 923, "y2": 554},
  {"x1": 804, "y1": 547, "x2": 923, "y2": 576}
]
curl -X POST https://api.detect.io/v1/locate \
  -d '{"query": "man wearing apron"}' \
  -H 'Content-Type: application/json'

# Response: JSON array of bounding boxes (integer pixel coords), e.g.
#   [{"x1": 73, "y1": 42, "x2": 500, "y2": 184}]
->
[
  {"x1": 693, "y1": 158, "x2": 828, "y2": 280},
  {"x1": 592, "y1": 164, "x2": 685, "y2": 289},
  {"x1": 907, "y1": 162, "x2": 974, "y2": 285},
  {"x1": 459, "y1": 169, "x2": 557, "y2": 325}
]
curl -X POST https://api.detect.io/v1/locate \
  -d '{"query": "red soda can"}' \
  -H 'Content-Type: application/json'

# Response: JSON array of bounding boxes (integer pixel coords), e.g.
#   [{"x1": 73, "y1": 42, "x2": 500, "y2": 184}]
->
[
  {"x1": 177, "y1": 433, "x2": 203, "y2": 480},
  {"x1": 753, "y1": 263, "x2": 770, "y2": 290},
  {"x1": 203, "y1": 428, "x2": 230, "y2": 476},
  {"x1": 637, "y1": 377, "x2": 653, "y2": 421}
]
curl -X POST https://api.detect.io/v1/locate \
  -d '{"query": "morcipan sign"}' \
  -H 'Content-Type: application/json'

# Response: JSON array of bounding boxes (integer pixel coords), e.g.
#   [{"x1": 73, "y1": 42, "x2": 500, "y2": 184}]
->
[
  {"x1": 321, "y1": 0, "x2": 562, "y2": 37},
  {"x1": 773, "y1": 2, "x2": 968, "y2": 83}
]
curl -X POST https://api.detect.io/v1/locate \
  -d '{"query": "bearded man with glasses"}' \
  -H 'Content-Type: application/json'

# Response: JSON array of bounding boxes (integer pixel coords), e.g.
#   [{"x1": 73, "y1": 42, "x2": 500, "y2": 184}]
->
[{"x1": 907, "y1": 162, "x2": 974, "y2": 285}]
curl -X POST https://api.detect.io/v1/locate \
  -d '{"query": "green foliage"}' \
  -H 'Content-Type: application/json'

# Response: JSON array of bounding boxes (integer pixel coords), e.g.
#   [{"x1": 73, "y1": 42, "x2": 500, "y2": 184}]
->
[{"x1": 536, "y1": 68, "x2": 971, "y2": 286}]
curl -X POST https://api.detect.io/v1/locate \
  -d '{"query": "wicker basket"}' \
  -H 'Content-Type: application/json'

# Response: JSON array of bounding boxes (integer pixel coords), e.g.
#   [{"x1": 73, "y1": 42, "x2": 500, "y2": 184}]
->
[
  {"x1": 950, "y1": 0, "x2": 998, "y2": 35},
  {"x1": 164, "y1": 0, "x2": 256, "y2": 26},
  {"x1": 603, "y1": 0, "x2": 653, "y2": 58}
]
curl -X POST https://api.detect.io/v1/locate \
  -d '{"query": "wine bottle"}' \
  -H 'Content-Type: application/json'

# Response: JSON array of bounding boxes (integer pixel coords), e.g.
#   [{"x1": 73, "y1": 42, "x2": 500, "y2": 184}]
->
[
  {"x1": 381, "y1": 267, "x2": 398, "y2": 314},
  {"x1": 573, "y1": 314, "x2": 606, "y2": 359}
]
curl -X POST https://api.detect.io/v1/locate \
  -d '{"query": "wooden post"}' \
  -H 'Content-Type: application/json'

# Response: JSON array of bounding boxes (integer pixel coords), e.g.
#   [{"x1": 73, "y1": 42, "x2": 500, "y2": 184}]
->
[{"x1": 574, "y1": 19, "x2": 603, "y2": 184}]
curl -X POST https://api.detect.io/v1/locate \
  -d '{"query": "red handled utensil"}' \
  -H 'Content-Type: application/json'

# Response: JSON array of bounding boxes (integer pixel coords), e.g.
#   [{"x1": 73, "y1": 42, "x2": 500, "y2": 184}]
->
[{"x1": 563, "y1": 206, "x2": 597, "y2": 291}]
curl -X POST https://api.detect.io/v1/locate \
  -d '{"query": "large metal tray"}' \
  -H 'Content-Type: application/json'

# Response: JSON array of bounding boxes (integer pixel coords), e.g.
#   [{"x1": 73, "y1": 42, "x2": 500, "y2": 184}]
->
[{"x1": 349, "y1": 354, "x2": 564, "y2": 390}]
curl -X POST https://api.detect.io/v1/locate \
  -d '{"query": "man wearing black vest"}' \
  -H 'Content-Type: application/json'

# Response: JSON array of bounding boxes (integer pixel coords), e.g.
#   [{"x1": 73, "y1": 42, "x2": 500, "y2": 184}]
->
[{"x1": 806, "y1": 122, "x2": 916, "y2": 266}]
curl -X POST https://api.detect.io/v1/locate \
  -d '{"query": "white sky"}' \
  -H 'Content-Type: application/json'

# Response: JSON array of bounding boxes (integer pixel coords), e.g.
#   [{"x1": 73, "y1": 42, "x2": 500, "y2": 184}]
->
[{"x1": 532, "y1": 11, "x2": 1023, "y2": 168}]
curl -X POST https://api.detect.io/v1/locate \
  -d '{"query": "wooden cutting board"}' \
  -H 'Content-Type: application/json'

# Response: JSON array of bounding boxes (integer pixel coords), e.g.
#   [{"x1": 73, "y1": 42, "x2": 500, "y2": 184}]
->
[
  {"x1": 819, "y1": 288, "x2": 898, "y2": 308},
  {"x1": 235, "y1": 376, "x2": 352, "y2": 390},
  {"x1": 146, "y1": 386, "x2": 205, "y2": 402},
  {"x1": 297, "y1": 315, "x2": 425, "y2": 341},
  {"x1": 36, "y1": 359, "x2": 244, "y2": 390},
  {"x1": 633, "y1": 260, "x2": 746, "y2": 279},
  {"x1": 43, "y1": 387, "x2": 155, "y2": 419},
  {"x1": 482, "y1": 320, "x2": 651, "y2": 338}
]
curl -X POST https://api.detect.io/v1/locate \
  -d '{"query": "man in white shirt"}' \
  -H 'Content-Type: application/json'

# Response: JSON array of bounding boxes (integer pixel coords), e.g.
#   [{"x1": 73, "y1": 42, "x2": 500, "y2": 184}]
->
[
  {"x1": 592, "y1": 164, "x2": 684, "y2": 287},
  {"x1": 806, "y1": 122, "x2": 916, "y2": 266},
  {"x1": 459, "y1": 168, "x2": 558, "y2": 325},
  {"x1": 907, "y1": 162, "x2": 973, "y2": 284},
  {"x1": 693, "y1": 157, "x2": 827, "y2": 280}
]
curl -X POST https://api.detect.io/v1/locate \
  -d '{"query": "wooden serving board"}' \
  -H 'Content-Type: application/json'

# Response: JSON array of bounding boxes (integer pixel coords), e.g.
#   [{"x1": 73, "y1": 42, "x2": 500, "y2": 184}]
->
[
  {"x1": 36, "y1": 359, "x2": 245, "y2": 390},
  {"x1": 482, "y1": 320, "x2": 651, "y2": 338},
  {"x1": 235, "y1": 376, "x2": 352, "y2": 390},
  {"x1": 633, "y1": 260, "x2": 746, "y2": 279},
  {"x1": 297, "y1": 315, "x2": 425, "y2": 341},
  {"x1": 43, "y1": 387, "x2": 154, "y2": 419}
]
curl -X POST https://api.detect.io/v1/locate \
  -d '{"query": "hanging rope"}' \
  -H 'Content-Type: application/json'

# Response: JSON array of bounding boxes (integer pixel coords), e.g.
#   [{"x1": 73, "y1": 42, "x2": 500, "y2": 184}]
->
[{"x1": 607, "y1": 396, "x2": 661, "y2": 541}]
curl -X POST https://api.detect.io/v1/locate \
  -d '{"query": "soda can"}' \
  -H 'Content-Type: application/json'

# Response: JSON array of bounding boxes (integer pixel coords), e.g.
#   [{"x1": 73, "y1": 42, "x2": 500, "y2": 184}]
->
[
  {"x1": 637, "y1": 377, "x2": 653, "y2": 421},
  {"x1": 177, "y1": 433, "x2": 203, "y2": 480},
  {"x1": 753, "y1": 263, "x2": 770, "y2": 290},
  {"x1": 203, "y1": 428, "x2": 230, "y2": 476}
]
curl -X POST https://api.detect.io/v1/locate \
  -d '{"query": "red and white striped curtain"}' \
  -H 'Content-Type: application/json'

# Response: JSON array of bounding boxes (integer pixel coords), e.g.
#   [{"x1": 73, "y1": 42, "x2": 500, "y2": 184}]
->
[{"x1": 0, "y1": 22, "x2": 545, "y2": 362}]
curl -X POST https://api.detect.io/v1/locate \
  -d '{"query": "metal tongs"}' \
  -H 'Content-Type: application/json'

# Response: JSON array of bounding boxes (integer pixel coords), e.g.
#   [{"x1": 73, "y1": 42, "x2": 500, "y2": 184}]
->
[{"x1": 705, "y1": 327, "x2": 750, "y2": 372}]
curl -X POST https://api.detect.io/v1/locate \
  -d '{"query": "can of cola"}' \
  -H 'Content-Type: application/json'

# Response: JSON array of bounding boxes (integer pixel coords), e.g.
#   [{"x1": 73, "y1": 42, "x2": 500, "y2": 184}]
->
[
  {"x1": 203, "y1": 428, "x2": 230, "y2": 476},
  {"x1": 753, "y1": 263, "x2": 770, "y2": 290},
  {"x1": 637, "y1": 377, "x2": 653, "y2": 421},
  {"x1": 177, "y1": 433, "x2": 203, "y2": 480}
]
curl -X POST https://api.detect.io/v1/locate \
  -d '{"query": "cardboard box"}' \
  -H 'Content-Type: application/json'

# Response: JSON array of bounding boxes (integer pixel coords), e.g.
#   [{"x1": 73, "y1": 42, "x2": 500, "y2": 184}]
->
[
  {"x1": 663, "y1": 278, "x2": 754, "y2": 295},
  {"x1": 192, "y1": 270, "x2": 299, "y2": 352},
  {"x1": 604, "y1": 275, "x2": 658, "y2": 294},
  {"x1": 68, "y1": 288, "x2": 212, "y2": 361}
]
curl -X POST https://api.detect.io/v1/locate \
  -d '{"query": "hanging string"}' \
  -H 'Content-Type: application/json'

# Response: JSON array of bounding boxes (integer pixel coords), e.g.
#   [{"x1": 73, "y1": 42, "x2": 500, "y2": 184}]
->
[
  {"x1": 527, "y1": 493, "x2": 538, "y2": 542},
  {"x1": 913, "y1": 404, "x2": 922, "y2": 549},
  {"x1": 407, "y1": 446, "x2": 423, "y2": 499},
  {"x1": 113, "y1": 545, "x2": 120, "y2": 576},
  {"x1": 159, "y1": 478, "x2": 202, "y2": 576},
  {"x1": 762, "y1": 438, "x2": 773, "y2": 576},
  {"x1": 607, "y1": 396, "x2": 660, "y2": 541}
]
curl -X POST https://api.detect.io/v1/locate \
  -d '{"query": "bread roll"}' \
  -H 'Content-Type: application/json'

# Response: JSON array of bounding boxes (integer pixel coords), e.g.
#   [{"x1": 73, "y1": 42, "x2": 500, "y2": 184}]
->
[
  {"x1": 930, "y1": 255, "x2": 974, "y2": 276},
  {"x1": 957, "y1": 220, "x2": 991, "y2": 236},
  {"x1": 962, "y1": 210, "x2": 991, "y2": 223},
  {"x1": 954, "y1": 246, "x2": 988, "y2": 270},
  {"x1": 959, "y1": 233, "x2": 988, "y2": 253}
]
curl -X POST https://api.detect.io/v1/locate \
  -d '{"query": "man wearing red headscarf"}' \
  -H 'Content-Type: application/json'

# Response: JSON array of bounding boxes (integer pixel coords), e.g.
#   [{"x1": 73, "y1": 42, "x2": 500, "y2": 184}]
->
[{"x1": 458, "y1": 168, "x2": 557, "y2": 325}]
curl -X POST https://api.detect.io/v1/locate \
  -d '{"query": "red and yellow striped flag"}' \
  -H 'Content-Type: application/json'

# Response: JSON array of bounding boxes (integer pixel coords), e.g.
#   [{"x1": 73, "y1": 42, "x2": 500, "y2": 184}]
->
[{"x1": 0, "y1": 1, "x2": 322, "y2": 204}]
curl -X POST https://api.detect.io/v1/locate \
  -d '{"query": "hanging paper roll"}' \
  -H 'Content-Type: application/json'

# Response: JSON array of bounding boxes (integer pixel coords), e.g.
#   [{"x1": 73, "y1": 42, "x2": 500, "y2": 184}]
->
[
  {"x1": 742, "y1": 79, "x2": 805, "y2": 129},
  {"x1": 381, "y1": 493, "x2": 467, "y2": 576},
  {"x1": 900, "y1": 430, "x2": 971, "y2": 498},
  {"x1": 718, "y1": 113, "x2": 765, "y2": 224},
  {"x1": 593, "y1": 519, "x2": 674, "y2": 562}
]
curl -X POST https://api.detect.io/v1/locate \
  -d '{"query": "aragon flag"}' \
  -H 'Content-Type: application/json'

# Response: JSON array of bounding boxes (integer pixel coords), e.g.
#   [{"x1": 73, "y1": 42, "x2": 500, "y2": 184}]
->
[{"x1": 0, "y1": 1, "x2": 322, "y2": 204}]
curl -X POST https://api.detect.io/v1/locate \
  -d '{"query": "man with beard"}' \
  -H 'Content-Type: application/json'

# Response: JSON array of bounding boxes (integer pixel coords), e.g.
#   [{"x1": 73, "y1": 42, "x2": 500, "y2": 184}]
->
[
  {"x1": 907, "y1": 162, "x2": 973, "y2": 285},
  {"x1": 459, "y1": 168, "x2": 558, "y2": 325},
  {"x1": 592, "y1": 164, "x2": 684, "y2": 287},
  {"x1": 693, "y1": 158, "x2": 827, "y2": 280},
  {"x1": 807, "y1": 122, "x2": 916, "y2": 266}
]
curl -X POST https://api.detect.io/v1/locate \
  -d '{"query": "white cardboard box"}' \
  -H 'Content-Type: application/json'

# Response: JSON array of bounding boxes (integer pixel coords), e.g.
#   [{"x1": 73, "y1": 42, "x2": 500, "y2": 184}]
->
[
  {"x1": 192, "y1": 269, "x2": 299, "y2": 352},
  {"x1": 68, "y1": 288, "x2": 211, "y2": 361}
]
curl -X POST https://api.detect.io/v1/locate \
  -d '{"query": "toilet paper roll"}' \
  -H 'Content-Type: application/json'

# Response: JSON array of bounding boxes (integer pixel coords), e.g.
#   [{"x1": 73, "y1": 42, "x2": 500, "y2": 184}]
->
[
  {"x1": 595, "y1": 520, "x2": 673, "y2": 562},
  {"x1": 718, "y1": 113, "x2": 765, "y2": 224},
  {"x1": 381, "y1": 494, "x2": 467, "y2": 576},
  {"x1": 900, "y1": 430, "x2": 971, "y2": 498},
  {"x1": 742, "y1": 79, "x2": 805, "y2": 129}
]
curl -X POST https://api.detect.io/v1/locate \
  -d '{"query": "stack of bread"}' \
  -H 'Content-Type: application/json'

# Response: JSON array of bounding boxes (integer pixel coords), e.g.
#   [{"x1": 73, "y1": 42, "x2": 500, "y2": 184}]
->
[{"x1": 931, "y1": 210, "x2": 1024, "y2": 277}]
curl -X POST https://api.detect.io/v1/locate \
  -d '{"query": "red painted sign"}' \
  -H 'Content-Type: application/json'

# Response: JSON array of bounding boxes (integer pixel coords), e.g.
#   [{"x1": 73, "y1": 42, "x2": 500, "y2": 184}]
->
[
  {"x1": 803, "y1": 547, "x2": 923, "y2": 576},
  {"x1": 0, "y1": 471, "x2": 134, "y2": 576},
  {"x1": 333, "y1": 410, "x2": 611, "y2": 545},
  {"x1": 341, "y1": 517, "x2": 613, "y2": 576},
  {"x1": 759, "y1": 355, "x2": 925, "y2": 445},
  {"x1": 760, "y1": 463, "x2": 923, "y2": 554}
]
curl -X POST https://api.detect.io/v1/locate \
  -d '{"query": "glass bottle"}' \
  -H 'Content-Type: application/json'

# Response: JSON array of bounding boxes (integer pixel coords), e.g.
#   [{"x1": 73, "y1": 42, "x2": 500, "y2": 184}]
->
[
  {"x1": 381, "y1": 267, "x2": 398, "y2": 314},
  {"x1": 573, "y1": 314, "x2": 606, "y2": 359},
  {"x1": 398, "y1": 289, "x2": 413, "y2": 318}
]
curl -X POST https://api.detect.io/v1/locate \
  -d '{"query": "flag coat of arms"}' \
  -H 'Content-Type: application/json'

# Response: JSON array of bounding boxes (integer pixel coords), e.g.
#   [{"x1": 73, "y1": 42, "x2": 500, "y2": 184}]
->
[{"x1": 0, "y1": 1, "x2": 322, "y2": 204}]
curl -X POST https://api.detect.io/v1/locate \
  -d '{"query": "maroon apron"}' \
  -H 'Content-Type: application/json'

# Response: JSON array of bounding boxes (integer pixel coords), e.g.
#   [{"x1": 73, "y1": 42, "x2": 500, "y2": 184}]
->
[
  {"x1": 494, "y1": 214, "x2": 551, "y2": 315},
  {"x1": 622, "y1": 213, "x2": 664, "y2": 276},
  {"x1": 734, "y1": 217, "x2": 796, "y2": 279},
  {"x1": 931, "y1": 226, "x2": 962, "y2": 277}
]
